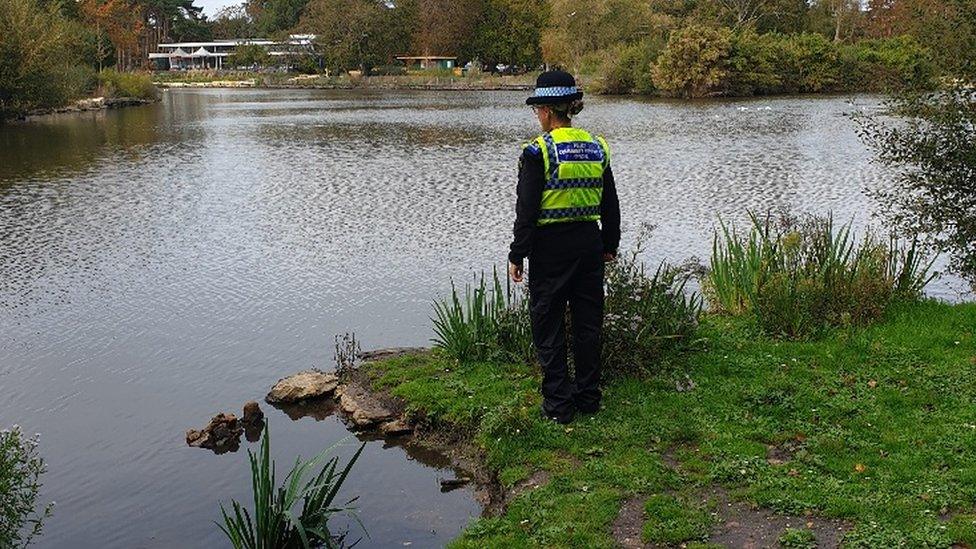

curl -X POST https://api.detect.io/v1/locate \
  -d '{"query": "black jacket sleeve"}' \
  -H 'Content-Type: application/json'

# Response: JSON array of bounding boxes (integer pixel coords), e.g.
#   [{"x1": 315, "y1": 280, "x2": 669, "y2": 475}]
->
[
  {"x1": 508, "y1": 148, "x2": 545, "y2": 265},
  {"x1": 600, "y1": 165, "x2": 621, "y2": 255}
]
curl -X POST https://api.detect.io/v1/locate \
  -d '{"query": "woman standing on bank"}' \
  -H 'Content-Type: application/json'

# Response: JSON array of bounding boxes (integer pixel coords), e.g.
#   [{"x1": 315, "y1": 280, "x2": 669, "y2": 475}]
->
[{"x1": 508, "y1": 70, "x2": 621, "y2": 425}]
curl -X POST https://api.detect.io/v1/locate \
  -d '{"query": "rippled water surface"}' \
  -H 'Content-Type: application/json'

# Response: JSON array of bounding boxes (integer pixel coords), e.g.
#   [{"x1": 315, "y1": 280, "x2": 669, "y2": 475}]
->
[{"x1": 0, "y1": 89, "x2": 969, "y2": 548}]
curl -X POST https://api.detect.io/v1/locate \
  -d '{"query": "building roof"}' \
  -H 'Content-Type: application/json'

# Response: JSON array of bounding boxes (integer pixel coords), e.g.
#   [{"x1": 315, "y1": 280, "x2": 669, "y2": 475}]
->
[{"x1": 157, "y1": 35, "x2": 315, "y2": 50}]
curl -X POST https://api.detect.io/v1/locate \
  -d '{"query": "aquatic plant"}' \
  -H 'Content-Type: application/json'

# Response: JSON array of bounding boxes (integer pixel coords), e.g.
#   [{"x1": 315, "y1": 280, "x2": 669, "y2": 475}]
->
[
  {"x1": 217, "y1": 423, "x2": 365, "y2": 549},
  {"x1": 705, "y1": 212, "x2": 936, "y2": 339},
  {"x1": 432, "y1": 228, "x2": 701, "y2": 377},
  {"x1": 0, "y1": 425, "x2": 54, "y2": 548},
  {"x1": 431, "y1": 268, "x2": 527, "y2": 364}
]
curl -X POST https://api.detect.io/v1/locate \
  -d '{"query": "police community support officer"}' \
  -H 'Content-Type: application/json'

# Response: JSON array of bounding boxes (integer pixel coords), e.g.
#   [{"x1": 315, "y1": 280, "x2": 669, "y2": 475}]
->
[{"x1": 508, "y1": 70, "x2": 621, "y2": 425}]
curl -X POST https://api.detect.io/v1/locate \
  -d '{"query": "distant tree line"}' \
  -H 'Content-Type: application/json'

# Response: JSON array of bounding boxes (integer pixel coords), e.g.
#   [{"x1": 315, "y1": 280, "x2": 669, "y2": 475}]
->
[
  {"x1": 2, "y1": 0, "x2": 975, "y2": 118},
  {"x1": 202, "y1": 0, "x2": 972, "y2": 94}
]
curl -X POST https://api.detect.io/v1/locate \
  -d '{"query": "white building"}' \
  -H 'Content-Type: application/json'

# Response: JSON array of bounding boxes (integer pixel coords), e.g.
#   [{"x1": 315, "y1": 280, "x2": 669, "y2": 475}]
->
[{"x1": 149, "y1": 35, "x2": 316, "y2": 70}]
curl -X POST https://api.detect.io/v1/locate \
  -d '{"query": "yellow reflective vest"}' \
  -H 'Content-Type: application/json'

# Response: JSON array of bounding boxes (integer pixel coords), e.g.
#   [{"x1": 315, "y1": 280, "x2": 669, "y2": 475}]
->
[{"x1": 524, "y1": 127, "x2": 610, "y2": 226}]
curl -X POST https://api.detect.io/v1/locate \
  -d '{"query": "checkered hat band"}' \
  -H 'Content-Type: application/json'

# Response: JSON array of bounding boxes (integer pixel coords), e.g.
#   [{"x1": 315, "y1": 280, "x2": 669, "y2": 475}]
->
[{"x1": 534, "y1": 86, "x2": 579, "y2": 98}]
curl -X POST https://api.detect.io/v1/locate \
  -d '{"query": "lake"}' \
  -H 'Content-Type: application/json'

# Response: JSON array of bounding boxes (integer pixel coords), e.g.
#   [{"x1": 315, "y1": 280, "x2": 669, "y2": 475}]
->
[{"x1": 0, "y1": 88, "x2": 968, "y2": 548}]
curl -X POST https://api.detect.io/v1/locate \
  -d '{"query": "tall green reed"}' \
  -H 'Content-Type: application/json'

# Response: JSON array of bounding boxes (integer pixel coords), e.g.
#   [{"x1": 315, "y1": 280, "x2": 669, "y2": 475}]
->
[
  {"x1": 217, "y1": 422, "x2": 365, "y2": 549},
  {"x1": 431, "y1": 268, "x2": 529, "y2": 363},
  {"x1": 706, "y1": 212, "x2": 936, "y2": 339}
]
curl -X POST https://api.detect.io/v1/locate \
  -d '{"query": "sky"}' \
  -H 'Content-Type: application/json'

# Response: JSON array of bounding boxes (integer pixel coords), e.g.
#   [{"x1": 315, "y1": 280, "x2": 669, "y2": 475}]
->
[{"x1": 197, "y1": 0, "x2": 237, "y2": 17}]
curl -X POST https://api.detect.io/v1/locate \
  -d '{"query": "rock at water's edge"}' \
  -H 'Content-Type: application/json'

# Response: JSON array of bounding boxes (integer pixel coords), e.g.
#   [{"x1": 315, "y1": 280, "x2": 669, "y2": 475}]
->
[
  {"x1": 186, "y1": 412, "x2": 243, "y2": 452},
  {"x1": 242, "y1": 401, "x2": 264, "y2": 424},
  {"x1": 266, "y1": 370, "x2": 338, "y2": 404},
  {"x1": 380, "y1": 419, "x2": 413, "y2": 436},
  {"x1": 337, "y1": 383, "x2": 395, "y2": 427}
]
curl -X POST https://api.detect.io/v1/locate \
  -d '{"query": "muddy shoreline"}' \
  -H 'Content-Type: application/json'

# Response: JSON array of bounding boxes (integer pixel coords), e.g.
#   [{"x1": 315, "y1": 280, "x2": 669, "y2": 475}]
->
[
  {"x1": 15, "y1": 96, "x2": 158, "y2": 122},
  {"x1": 155, "y1": 80, "x2": 532, "y2": 92},
  {"x1": 324, "y1": 348, "x2": 513, "y2": 516}
]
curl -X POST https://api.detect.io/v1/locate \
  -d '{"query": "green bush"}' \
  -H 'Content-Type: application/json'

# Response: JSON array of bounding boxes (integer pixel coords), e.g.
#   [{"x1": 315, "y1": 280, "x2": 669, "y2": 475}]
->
[
  {"x1": 601, "y1": 233, "x2": 702, "y2": 379},
  {"x1": 594, "y1": 39, "x2": 662, "y2": 95},
  {"x1": 780, "y1": 33, "x2": 841, "y2": 93},
  {"x1": 63, "y1": 65, "x2": 99, "y2": 99},
  {"x1": 0, "y1": 0, "x2": 81, "y2": 119},
  {"x1": 218, "y1": 423, "x2": 365, "y2": 549},
  {"x1": 706, "y1": 212, "x2": 935, "y2": 339},
  {"x1": 1, "y1": 426, "x2": 54, "y2": 548},
  {"x1": 97, "y1": 70, "x2": 158, "y2": 100},
  {"x1": 726, "y1": 30, "x2": 783, "y2": 96},
  {"x1": 653, "y1": 25, "x2": 733, "y2": 98},
  {"x1": 838, "y1": 36, "x2": 936, "y2": 92}
]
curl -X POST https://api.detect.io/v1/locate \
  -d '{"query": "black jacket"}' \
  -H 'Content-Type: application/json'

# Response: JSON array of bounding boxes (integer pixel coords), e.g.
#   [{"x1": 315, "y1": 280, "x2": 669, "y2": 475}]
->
[{"x1": 508, "y1": 136, "x2": 621, "y2": 265}]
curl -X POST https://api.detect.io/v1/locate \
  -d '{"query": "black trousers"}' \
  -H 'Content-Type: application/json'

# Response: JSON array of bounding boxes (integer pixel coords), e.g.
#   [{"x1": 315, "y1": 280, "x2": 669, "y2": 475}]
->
[{"x1": 528, "y1": 222, "x2": 604, "y2": 417}]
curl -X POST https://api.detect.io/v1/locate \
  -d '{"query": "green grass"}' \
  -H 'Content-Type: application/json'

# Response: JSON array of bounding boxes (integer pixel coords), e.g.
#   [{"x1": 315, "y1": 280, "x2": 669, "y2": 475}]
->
[{"x1": 360, "y1": 300, "x2": 976, "y2": 547}]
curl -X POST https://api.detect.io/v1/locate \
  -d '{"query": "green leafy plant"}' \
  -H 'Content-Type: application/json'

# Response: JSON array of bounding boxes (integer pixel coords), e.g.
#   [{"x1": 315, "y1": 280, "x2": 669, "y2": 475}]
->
[
  {"x1": 706, "y1": 212, "x2": 936, "y2": 339},
  {"x1": 857, "y1": 84, "x2": 976, "y2": 289},
  {"x1": 601, "y1": 229, "x2": 702, "y2": 379},
  {"x1": 217, "y1": 423, "x2": 365, "y2": 549},
  {"x1": 1, "y1": 426, "x2": 54, "y2": 548},
  {"x1": 779, "y1": 527, "x2": 817, "y2": 549}
]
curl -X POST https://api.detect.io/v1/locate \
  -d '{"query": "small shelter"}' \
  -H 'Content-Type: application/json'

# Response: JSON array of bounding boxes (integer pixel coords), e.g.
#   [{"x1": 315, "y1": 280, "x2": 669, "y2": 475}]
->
[{"x1": 396, "y1": 56, "x2": 457, "y2": 71}]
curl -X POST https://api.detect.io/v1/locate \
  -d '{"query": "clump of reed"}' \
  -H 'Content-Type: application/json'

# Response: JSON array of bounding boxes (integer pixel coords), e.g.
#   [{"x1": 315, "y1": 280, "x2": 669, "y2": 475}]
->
[
  {"x1": 432, "y1": 229, "x2": 702, "y2": 378},
  {"x1": 217, "y1": 422, "x2": 365, "y2": 549},
  {"x1": 431, "y1": 268, "x2": 532, "y2": 365},
  {"x1": 705, "y1": 212, "x2": 935, "y2": 339}
]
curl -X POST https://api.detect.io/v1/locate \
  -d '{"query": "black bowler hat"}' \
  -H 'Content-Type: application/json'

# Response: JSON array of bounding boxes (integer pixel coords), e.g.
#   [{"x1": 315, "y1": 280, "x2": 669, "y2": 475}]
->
[{"x1": 526, "y1": 70, "x2": 584, "y2": 105}]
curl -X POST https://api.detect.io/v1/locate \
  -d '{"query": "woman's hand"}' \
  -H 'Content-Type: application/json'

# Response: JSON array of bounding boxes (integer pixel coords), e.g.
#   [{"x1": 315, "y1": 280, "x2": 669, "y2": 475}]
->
[
  {"x1": 603, "y1": 252, "x2": 617, "y2": 262},
  {"x1": 509, "y1": 261, "x2": 524, "y2": 283}
]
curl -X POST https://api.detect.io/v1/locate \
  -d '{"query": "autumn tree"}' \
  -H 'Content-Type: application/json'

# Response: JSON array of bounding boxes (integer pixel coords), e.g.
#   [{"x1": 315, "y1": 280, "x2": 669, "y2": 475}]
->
[
  {"x1": 299, "y1": 0, "x2": 407, "y2": 72},
  {"x1": 248, "y1": 0, "x2": 309, "y2": 36},
  {"x1": 211, "y1": 4, "x2": 256, "y2": 39},
  {"x1": 80, "y1": 0, "x2": 144, "y2": 70},
  {"x1": 469, "y1": 0, "x2": 548, "y2": 66},
  {"x1": 408, "y1": 0, "x2": 480, "y2": 56},
  {"x1": 0, "y1": 0, "x2": 82, "y2": 118}
]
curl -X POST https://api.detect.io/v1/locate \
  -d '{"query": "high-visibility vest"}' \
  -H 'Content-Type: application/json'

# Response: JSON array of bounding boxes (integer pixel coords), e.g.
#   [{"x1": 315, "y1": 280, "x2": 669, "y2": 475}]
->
[{"x1": 524, "y1": 127, "x2": 610, "y2": 226}]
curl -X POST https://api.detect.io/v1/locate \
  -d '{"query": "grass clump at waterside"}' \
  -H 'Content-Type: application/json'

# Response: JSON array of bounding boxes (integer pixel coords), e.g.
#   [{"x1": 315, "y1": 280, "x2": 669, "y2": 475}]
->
[
  {"x1": 97, "y1": 70, "x2": 159, "y2": 101},
  {"x1": 360, "y1": 299, "x2": 976, "y2": 547},
  {"x1": 217, "y1": 423, "x2": 365, "y2": 549},
  {"x1": 706, "y1": 212, "x2": 934, "y2": 339},
  {"x1": 432, "y1": 238, "x2": 701, "y2": 380}
]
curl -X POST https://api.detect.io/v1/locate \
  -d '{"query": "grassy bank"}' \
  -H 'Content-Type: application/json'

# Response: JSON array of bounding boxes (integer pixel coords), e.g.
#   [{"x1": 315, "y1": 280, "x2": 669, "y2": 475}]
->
[{"x1": 357, "y1": 300, "x2": 976, "y2": 547}]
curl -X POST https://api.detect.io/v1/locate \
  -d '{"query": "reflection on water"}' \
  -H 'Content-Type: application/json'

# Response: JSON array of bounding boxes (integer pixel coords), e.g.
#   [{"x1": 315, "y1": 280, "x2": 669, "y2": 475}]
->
[{"x1": 0, "y1": 89, "x2": 969, "y2": 548}]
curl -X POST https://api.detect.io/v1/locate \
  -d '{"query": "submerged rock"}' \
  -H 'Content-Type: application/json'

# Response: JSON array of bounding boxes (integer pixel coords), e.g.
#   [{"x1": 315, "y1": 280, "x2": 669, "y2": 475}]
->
[
  {"x1": 242, "y1": 401, "x2": 264, "y2": 424},
  {"x1": 186, "y1": 413, "x2": 243, "y2": 453},
  {"x1": 242, "y1": 401, "x2": 265, "y2": 442},
  {"x1": 380, "y1": 419, "x2": 413, "y2": 437},
  {"x1": 337, "y1": 383, "x2": 395, "y2": 427},
  {"x1": 266, "y1": 370, "x2": 339, "y2": 404},
  {"x1": 439, "y1": 477, "x2": 472, "y2": 491}
]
